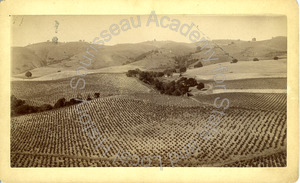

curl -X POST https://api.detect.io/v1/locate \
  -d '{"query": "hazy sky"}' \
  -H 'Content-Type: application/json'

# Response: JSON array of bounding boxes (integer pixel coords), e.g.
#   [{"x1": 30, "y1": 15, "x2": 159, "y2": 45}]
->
[{"x1": 11, "y1": 15, "x2": 287, "y2": 47}]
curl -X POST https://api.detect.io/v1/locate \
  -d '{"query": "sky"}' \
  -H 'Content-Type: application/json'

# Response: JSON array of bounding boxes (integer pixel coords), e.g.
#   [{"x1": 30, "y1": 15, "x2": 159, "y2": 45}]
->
[{"x1": 11, "y1": 14, "x2": 287, "y2": 47}]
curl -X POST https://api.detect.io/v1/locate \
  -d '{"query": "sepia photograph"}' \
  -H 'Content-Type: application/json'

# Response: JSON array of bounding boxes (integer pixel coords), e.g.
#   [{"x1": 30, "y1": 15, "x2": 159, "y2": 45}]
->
[{"x1": 10, "y1": 14, "x2": 288, "y2": 168}]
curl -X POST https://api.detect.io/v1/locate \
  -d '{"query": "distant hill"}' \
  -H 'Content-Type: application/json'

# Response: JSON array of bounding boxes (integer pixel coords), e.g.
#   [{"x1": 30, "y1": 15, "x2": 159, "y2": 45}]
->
[{"x1": 11, "y1": 37, "x2": 287, "y2": 75}]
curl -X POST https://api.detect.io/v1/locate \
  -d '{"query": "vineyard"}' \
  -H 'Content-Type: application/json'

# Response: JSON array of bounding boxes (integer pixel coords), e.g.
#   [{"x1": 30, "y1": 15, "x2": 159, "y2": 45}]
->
[
  {"x1": 11, "y1": 77, "x2": 287, "y2": 167},
  {"x1": 11, "y1": 73, "x2": 152, "y2": 106}
]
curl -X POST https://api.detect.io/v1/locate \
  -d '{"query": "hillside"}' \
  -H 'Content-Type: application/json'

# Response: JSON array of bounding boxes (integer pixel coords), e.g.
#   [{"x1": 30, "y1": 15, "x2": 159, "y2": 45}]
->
[{"x1": 11, "y1": 37, "x2": 287, "y2": 76}]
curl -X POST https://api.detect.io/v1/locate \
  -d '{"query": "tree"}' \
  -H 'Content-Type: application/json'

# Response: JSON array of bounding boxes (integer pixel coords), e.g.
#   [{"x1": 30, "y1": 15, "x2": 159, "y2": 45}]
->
[
  {"x1": 87, "y1": 94, "x2": 92, "y2": 101},
  {"x1": 253, "y1": 58, "x2": 259, "y2": 61},
  {"x1": 164, "y1": 69, "x2": 173, "y2": 77},
  {"x1": 25, "y1": 71, "x2": 32, "y2": 78},
  {"x1": 197, "y1": 83, "x2": 205, "y2": 90},
  {"x1": 54, "y1": 98, "x2": 66, "y2": 108},
  {"x1": 252, "y1": 38, "x2": 256, "y2": 41},
  {"x1": 186, "y1": 78, "x2": 197, "y2": 87},
  {"x1": 172, "y1": 89, "x2": 181, "y2": 96},
  {"x1": 94, "y1": 93, "x2": 100, "y2": 98},
  {"x1": 231, "y1": 59, "x2": 238, "y2": 63},
  {"x1": 179, "y1": 67, "x2": 187, "y2": 73},
  {"x1": 11, "y1": 95, "x2": 25, "y2": 108},
  {"x1": 274, "y1": 56, "x2": 279, "y2": 60}
]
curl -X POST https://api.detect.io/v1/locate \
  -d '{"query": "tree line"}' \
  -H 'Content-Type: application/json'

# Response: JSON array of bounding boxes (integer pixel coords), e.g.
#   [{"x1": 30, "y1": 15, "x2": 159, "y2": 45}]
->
[
  {"x1": 126, "y1": 69, "x2": 205, "y2": 96},
  {"x1": 11, "y1": 93, "x2": 101, "y2": 116}
]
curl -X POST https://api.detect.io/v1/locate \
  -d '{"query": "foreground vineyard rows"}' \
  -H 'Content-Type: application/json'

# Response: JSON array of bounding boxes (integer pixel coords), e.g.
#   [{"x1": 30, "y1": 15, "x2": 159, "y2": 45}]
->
[{"x1": 11, "y1": 95, "x2": 287, "y2": 167}]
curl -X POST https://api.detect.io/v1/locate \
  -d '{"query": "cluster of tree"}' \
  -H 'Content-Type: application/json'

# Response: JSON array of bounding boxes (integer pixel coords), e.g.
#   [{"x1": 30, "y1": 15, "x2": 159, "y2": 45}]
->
[
  {"x1": 154, "y1": 77, "x2": 204, "y2": 96},
  {"x1": 11, "y1": 95, "x2": 54, "y2": 116},
  {"x1": 11, "y1": 92, "x2": 101, "y2": 116},
  {"x1": 139, "y1": 71, "x2": 164, "y2": 84},
  {"x1": 53, "y1": 93, "x2": 100, "y2": 108},
  {"x1": 126, "y1": 69, "x2": 204, "y2": 96}
]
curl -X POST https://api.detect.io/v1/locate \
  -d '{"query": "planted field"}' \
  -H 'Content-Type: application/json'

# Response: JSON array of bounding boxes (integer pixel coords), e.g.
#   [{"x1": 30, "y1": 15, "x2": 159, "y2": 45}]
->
[
  {"x1": 220, "y1": 78, "x2": 287, "y2": 90},
  {"x1": 193, "y1": 93, "x2": 286, "y2": 112},
  {"x1": 11, "y1": 95, "x2": 286, "y2": 167},
  {"x1": 11, "y1": 73, "x2": 151, "y2": 106}
]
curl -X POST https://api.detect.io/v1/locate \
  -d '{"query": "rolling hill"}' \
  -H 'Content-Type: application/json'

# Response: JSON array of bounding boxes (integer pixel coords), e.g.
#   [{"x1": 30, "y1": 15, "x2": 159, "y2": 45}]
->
[{"x1": 11, "y1": 37, "x2": 287, "y2": 76}]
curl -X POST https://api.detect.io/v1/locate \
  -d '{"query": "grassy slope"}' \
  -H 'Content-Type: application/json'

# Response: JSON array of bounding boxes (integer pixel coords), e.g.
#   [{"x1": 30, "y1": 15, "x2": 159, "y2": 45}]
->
[
  {"x1": 11, "y1": 37, "x2": 286, "y2": 77},
  {"x1": 184, "y1": 59, "x2": 287, "y2": 80}
]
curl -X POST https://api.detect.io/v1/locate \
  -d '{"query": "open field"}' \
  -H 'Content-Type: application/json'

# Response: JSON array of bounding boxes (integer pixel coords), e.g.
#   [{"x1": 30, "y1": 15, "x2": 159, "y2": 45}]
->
[
  {"x1": 11, "y1": 73, "x2": 287, "y2": 167},
  {"x1": 184, "y1": 59, "x2": 287, "y2": 80}
]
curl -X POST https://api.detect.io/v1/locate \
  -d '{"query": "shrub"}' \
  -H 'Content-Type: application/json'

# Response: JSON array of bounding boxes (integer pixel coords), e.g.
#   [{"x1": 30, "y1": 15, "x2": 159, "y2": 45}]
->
[
  {"x1": 194, "y1": 61, "x2": 203, "y2": 68},
  {"x1": 87, "y1": 94, "x2": 92, "y2": 101},
  {"x1": 231, "y1": 59, "x2": 238, "y2": 63},
  {"x1": 126, "y1": 70, "x2": 139, "y2": 77},
  {"x1": 274, "y1": 56, "x2": 279, "y2": 60},
  {"x1": 11, "y1": 95, "x2": 25, "y2": 108},
  {"x1": 253, "y1": 58, "x2": 259, "y2": 61},
  {"x1": 186, "y1": 78, "x2": 197, "y2": 87},
  {"x1": 25, "y1": 71, "x2": 32, "y2": 78},
  {"x1": 94, "y1": 93, "x2": 100, "y2": 98},
  {"x1": 197, "y1": 83, "x2": 205, "y2": 90},
  {"x1": 54, "y1": 98, "x2": 66, "y2": 108},
  {"x1": 172, "y1": 89, "x2": 181, "y2": 96},
  {"x1": 69, "y1": 98, "x2": 81, "y2": 105},
  {"x1": 179, "y1": 67, "x2": 187, "y2": 73},
  {"x1": 157, "y1": 72, "x2": 164, "y2": 77}
]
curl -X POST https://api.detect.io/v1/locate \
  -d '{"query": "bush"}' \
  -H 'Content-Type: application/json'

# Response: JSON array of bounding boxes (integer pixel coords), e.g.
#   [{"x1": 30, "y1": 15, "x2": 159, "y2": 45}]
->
[
  {"x1": 253, "y1": 58, "x2": 259, "y2": 61},
  {"x1": 94, "y1": 93, "x2": 100, "y2": 98},
  {"x1": 87, "y1": 94, "x2": 92, "y2": 101},
  {"x1": 157, "y1": 72, "x2": 164, "y2": 77},
  {"x1": 11, "y1": 95, "x2": 25, "y2": 108},
  {"x1": 179, "y1": 67, "x2": 187, "y2": 73},
  {"x1": 197, "y1": 83, "x2": 205, "y2": 90},
  {"x1": 126, "y1": 70, "x2": 139, "y2": 77},
  {"x1": 194, "y1": 61, "x2": 203, "y2": 68},
  {"x1": 69, "y1": 98, "x2": 81, "y2": 105},
  {"x1": 54, "y1": 98, "x2": 66, "y2": 108},
  {"x1": 25, "y1": 71, "x2": 32, "y2": 78},
  {"x1": 172, "y1": 89, "x2": 181, "y2": 96},
  {"x1": 231, "y1": 59, "x2": 238, "y2": 63},
  {"x1": 186, "y1": 78, "x2": 197, "y2": 87},
  {"x1": 274, "y1": 56, "x2": 279, "y2": 60}
]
